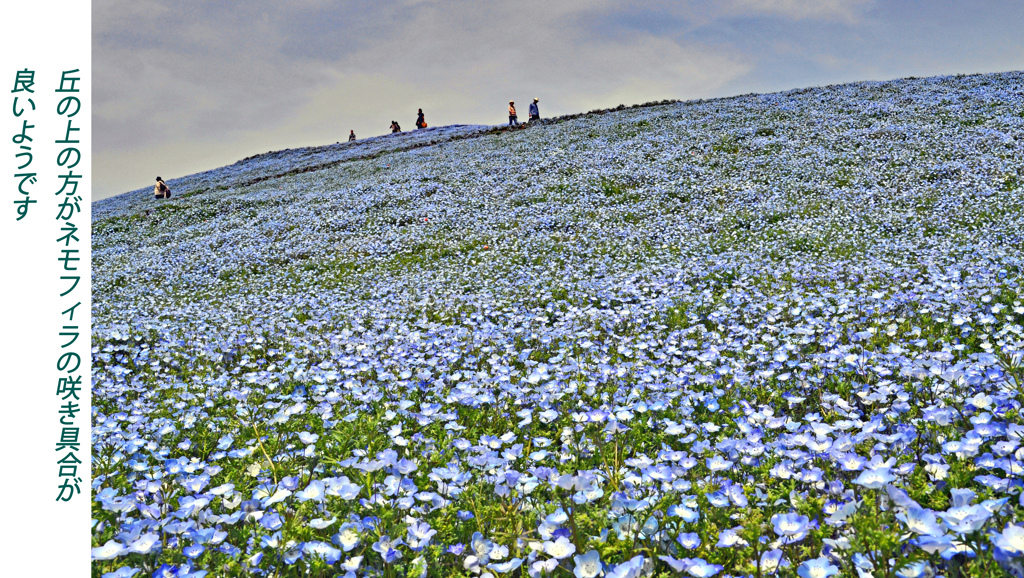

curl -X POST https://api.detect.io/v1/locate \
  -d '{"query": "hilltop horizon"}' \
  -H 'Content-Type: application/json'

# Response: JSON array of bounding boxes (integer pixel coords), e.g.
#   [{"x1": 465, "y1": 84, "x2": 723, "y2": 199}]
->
[{"x1": 95, "y1": 69, "x2": 1024, "y2": 203}]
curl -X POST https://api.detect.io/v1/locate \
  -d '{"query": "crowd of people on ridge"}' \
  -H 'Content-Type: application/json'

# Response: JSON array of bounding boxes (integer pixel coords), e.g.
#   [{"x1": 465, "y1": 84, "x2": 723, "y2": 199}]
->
[
  {"x1": 358, "y1": 99, "x2": 540, "y2": 141},
  {"x1": 154, "y1": 99, "x2": 542, "y2": 200}
]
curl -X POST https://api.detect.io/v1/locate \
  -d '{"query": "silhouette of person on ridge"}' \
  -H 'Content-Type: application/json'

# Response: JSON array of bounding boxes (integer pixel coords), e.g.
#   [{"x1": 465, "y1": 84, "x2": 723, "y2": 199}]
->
[
  {"x1": 391, "y1": 120, "x2": 401, "y2": 133},
  {"x1": 154, "y1": 177, "x2": 171, "y2": 200},
  {"x1": 416, "y1": 109, "x2": 427, "y2": 129}
]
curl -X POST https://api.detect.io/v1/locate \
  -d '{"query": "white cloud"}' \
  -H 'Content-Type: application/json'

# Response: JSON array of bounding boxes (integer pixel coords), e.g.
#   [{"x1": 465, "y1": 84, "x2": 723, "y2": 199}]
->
[{"x1": 722, "y1": 0, "x2": 872, "y2": 22}]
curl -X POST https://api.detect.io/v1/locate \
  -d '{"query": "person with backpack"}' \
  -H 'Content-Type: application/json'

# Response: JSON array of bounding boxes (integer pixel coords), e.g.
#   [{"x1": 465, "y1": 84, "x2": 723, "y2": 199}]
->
[
  {"x1": 348, "y1": 130, "x2": 356, "y2": 142},
  {"x1": 508, "y1": 101, "x2": 519, "y2": 126},
  {"x1": 529, "y1": 98, "x2": 540, "y2": 121},
  {"x1": 391, "y1": 120, "x2": 401, "y2": 133},
  {"x1": 154, "y1": 176, "x2": 171, "y2": 200},
  {"x1": 416, "y1": 109, "x2": 426, "y2": 129}
]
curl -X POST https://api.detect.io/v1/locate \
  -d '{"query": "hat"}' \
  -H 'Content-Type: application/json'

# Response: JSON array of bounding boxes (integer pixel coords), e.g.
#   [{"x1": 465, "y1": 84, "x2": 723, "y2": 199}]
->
[
  {"x1": 156, "y1": 176, "x2": 162, "y2": 181},
  {"x1": 533, "y1": 97, "x2": 539, "y2": 102},
  {"x1": 509, "y1": 100, "x2": 514, "y2": 104}
]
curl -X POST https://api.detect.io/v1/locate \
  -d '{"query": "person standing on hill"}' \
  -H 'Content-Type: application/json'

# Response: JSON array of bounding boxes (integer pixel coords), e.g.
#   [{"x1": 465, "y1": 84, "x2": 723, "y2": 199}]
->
[
  {"x1": 391, "y1": 120, "x2": 401, "y2": 133},
  {"x1": 348, "y1": 130, "x2": 356, "y2": 142},
  {"x1": 416, "y1": 109, "x2": 426, "y2": 129},
  {"x1": 154, "y1": 176, "x2": 171, "y2": 200},
  {"x1": 529, "y1": 98, "x2": 540, "y2": 121},
  {"x1": 508, "y1": 101, "x2": 519, "y2": 126}
]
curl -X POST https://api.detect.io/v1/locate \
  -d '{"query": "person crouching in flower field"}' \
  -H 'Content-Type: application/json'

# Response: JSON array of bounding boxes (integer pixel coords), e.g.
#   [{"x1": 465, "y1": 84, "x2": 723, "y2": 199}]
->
[
  {"x1": 508, "y1": 101, "x2": 519, "y2": 126},
  {"x1": 154, "y1": 176, "x2": 171, "y2": 200}
]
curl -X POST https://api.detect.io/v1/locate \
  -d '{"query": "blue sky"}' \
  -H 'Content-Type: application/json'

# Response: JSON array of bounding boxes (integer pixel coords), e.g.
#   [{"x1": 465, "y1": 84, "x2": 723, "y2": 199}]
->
[{"x1": 93, "y1": 0, "x2": 1024, "y2": 199}]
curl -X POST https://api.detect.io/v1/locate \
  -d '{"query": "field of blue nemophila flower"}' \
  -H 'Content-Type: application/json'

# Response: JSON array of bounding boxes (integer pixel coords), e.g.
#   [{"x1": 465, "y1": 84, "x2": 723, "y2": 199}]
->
[{"x1": 91, "y1": 71, "x2": 1024, "y2": 578}]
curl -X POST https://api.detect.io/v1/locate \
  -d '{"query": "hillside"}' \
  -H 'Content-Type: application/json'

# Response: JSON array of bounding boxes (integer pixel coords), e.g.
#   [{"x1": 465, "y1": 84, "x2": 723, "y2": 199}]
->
[{"x1": 92, "y1": 72, "x2": 1024, "y2": 578}]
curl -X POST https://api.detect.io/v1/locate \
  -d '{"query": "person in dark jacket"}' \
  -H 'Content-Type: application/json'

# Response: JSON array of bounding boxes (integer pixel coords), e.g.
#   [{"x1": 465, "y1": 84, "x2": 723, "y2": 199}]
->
[
  {"x1": 529, "y1": 98, "x2": 540, "y2": 121},
  {"x1": 348, "y1": 130, "x2": 356, "y2": 142},
  {"x1": 416, "y1": 109, "x2": 426, "y2": 129},
  {"x1": 391, "y1": 120, "x2": 401, "y2": 133},
  {"x1": 154, "y1": 177, "x2": 171, "y2": 200},
  {"x1": 508, "y1": 101, "x2": 519, "y2": 126}
]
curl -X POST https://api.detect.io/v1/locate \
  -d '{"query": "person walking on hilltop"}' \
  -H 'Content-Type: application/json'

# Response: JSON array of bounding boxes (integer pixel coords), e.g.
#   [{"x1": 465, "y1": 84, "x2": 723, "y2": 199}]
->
[
  {"x1": 348, "y1": 130, "x2": 356, "y2": 142},
  {"x1": 529, "y1": 97, "x2": 540, "y2": 121},
  {"x1": 416, "y1": 109, "x2": 427, "y2": 129},
  {"x1": 391, "y1": 120, "x2": 402, "y2": 133},
  {"x1": 154, "y1": 176, "x2": 171, "y2": 200},
  {"x1": 508, "y1": 101, "x2": 519, "y2": 126}
]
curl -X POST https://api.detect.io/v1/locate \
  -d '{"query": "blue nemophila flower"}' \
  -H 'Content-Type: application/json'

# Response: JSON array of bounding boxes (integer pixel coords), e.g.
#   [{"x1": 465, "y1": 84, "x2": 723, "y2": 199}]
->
[
  {"x1": 128, "y1": 533, "x2": 162, "y2": 554},
  {"x1": 260, "y1": 532, "x2": 282, "y2": 549},
  {"x1": 760, "y1": 549, "x2": 787, "y2": 574},
  {"x1": 706, "y1": 455, "x2": 733, "y2": 472},
  {"x1": 677, "y1": 532, "x2": 701, "y2": 549},
  {"x1": 246, "y1": 551, "x2": 263, "y2": 569},
  {"x1": 659, "y1": 555, "x2": 692, "y2": 573},
  {"x1": 183, "y1": 544, "x2": 204, "y2": 559},
  {"x1": 573, "y1": 550, "x2": 603, "y2": 578},
  {"x1": 260, "y1": 488, "x2": 291, "y2": 507},
  {"x1": 853, "y1": 466, "x2": 897, "y2": 489},
  {"x1": 324, "y1": 476, "x2": 360, "y2": 500},
  {"x1": 685, "y1": 558, "x2": 723, "y2": 577},
  {"x1": 667, "y1": 504, "x2": 699, "y2": 522},
  {"x1": 303, "y1": 541, "x2": 342, "y2": 564},
  {"x1": 797, "y1": 557, "x2": 839, "y2": 578},
  {"x1": 371, "y1": 535, "x2": 404, "y2": 563},
  {"x1": 546, "y1": 509, "x2": 569, "y2": 525},
  {"x1": 544, "y1": 536, "x2": 576, "y2": 559},
  {"x1": 470, "y1": 531, "x2": 494, "y2": 561},
  {"x1": 259, "y1": 512, "x2": 283, "y2": 531},
  {"x1": 340, "y1": 555, "x2": 363, "y2": 573},
  {"x1": 606, "y1": 555, "x2": 645, "y2": 578},
  {"x1": 772, "y1": 513, "x2": 810, "y2": 543},
  {"x1": 897, "y1": 506, "x2": 945, "y2": 536},
  {"x1": 174, "y1": 496, "x2": 209, "y2": 519},
  {"x1": 895, "y1": 561, "x2": 930, "y2": 578},
  {"x1": 309, "y1": 516, "x2": 337, "y2": 529},
  {"x1": 723, "y1": 482, "x2": 748, "y2": 507},
  {"x1": 282, "y1": 546, "x2": 303, "y2": 565},
  {"x1": 294, "y1": 479, "x2": 326, "y2": 502},
  {"x1": 407, "y1": 522, "x2": 437, "y2": 550},
  {"x1": 152, "y1": 564, "x2": 182, "y2": 578},
  {"x1": 706, "y1": 491, "x2": 731, "y2": 508},
  {"x1": 532, "y1": 557, "x2": 560, "y2": 575},
  {"x1": 487, "y1": 557, "x2": 523, "y2": 574},
  {"x1": 102, "y1": 568, "x2": 140, "y2": 578},
  {"x1": 92, "y1": 540, "x2": 127, "y2": 560},
  {"x1": 715, "y1": 526, "x2": 748, "y2": 548},
  {"x1": 297, "y1": 431, "x2": 319, "y2": 444},
  {"x1": 990, "y1": 523, "x2": 1024, "y2": 554},
  {"x1": 333, "y1": 523, "x2": 361, "y2": 552},
  {"x1": 912, "y1": 533, "x2": 953, "y2": 555}
]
